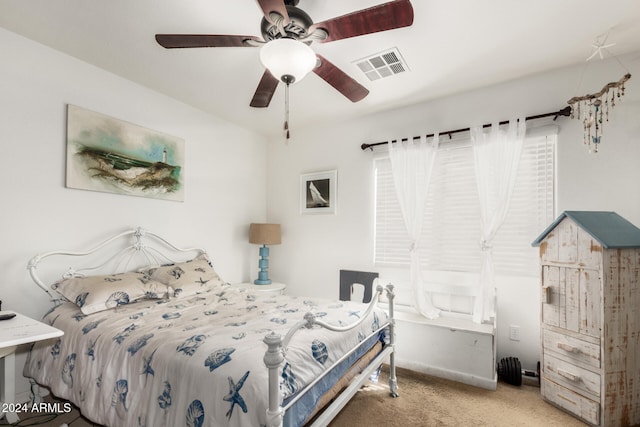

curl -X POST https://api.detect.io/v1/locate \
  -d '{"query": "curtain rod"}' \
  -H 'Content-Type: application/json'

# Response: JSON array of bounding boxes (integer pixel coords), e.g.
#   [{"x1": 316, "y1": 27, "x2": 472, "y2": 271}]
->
[{"x1": 360, "y1": 106, "x2": 571, "y2": 151}]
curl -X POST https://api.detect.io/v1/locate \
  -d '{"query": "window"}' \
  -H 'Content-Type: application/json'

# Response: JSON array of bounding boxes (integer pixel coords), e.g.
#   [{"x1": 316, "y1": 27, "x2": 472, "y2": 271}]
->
[{"x1": 374, "y1": 130, "x2": 555, "y2": 278}]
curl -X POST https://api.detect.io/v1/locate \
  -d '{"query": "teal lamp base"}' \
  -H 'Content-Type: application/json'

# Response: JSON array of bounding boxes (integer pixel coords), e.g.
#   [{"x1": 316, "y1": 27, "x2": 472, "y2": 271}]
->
[{"x1": 254, "y1": 244, "x2": 272, "y2": 285}]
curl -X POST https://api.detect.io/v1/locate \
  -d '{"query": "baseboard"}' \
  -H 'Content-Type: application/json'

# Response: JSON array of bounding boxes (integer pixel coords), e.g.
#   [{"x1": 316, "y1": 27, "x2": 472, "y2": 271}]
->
[{"x1": 395, "y1": 358, "x2": 497, "y2": 391}]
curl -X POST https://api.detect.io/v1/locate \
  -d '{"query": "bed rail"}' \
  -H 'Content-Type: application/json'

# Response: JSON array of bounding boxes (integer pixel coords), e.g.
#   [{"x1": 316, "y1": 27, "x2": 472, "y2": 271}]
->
[
  {"x1": 264, "y1": 283, "x2": 397, "y2": 427},
  {"x1": 27, "y1": 227, "x2": 206, "y2": 303}
]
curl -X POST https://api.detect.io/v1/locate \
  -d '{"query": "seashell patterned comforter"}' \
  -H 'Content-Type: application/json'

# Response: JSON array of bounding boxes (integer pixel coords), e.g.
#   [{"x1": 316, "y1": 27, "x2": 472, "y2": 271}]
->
[{"x1": 24, "y1": 285, "x2": 387, "y2": 427}]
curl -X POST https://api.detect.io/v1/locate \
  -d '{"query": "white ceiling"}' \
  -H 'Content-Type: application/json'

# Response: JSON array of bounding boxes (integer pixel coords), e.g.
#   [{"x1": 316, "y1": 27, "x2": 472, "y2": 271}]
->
[{"x1": 1, "y1": 0, "x2": 640, "y2": 137}]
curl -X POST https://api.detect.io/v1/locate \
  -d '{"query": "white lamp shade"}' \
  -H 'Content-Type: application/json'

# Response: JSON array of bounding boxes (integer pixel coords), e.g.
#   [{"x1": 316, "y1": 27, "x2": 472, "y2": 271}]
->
[{"x1": 260, "y1": 38, "x2": 317, "y2": 83}]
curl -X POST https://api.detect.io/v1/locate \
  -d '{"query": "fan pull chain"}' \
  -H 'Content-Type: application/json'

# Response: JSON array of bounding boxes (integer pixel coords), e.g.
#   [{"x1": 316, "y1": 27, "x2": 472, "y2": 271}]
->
[{"x1": 284, "y1": 82, "x2": 290, "y2": 141}]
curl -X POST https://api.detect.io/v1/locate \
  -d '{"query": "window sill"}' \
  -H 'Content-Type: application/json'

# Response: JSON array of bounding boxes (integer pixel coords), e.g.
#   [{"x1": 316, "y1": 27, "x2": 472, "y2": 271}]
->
[{"x1": 385, "y1": 304, "x2": 495, "y2": 335}]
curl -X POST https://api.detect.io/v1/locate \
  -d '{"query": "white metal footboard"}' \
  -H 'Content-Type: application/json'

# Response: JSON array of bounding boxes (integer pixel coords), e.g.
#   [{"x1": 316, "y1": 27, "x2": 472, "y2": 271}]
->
[{"x1": 263, "y1": 284, "x2": 398, "y2": 427}]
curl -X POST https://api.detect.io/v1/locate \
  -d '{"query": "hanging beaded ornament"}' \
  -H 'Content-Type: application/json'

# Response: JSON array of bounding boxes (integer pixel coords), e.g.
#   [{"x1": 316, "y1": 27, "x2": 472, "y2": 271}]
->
[{"x1": 567, "y1": 73, "x2": 630, "y2": 153}]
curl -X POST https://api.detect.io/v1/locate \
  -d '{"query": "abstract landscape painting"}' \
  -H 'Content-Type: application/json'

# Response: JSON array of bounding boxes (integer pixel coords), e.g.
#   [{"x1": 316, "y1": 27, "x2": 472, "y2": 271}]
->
[{"x1": 66, "y1": 104, "x2": 185, "y2": 201}]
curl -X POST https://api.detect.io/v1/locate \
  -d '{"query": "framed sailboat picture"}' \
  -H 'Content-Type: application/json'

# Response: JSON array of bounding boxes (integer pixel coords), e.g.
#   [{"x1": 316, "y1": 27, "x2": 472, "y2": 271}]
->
[
  {"x1": 66, "y1": 104, "x2": 185, "y2": 201},
  {"x1": 300, "y1": 170, "x2": 337, "y2": 215}
]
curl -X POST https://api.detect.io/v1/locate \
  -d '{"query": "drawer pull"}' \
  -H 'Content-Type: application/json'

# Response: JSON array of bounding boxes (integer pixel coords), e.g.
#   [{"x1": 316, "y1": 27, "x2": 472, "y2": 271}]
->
[
  {"x1": 542, "y1": 286, "x2": 550, "y2": 304},
  {"x1": 557, "y1": 342, "x2": 579, "y2": 353},
  {"x1": 557, "y1": 368, "x2": 580, "y2": 382}
]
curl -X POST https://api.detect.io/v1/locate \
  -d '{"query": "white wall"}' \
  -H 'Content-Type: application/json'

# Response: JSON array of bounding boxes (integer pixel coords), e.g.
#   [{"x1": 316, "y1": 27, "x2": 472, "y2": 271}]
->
[
  {"x1": 0, "y1": 27, "x2": 268, "y2": 399},
  {"x1": 266, "y1": 52, "x2": 640, "y2": 373}
]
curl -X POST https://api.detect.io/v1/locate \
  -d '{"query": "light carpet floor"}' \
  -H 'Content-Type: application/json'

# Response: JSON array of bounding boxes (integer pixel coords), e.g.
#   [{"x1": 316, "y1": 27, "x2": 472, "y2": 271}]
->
[
  {"x1": 328, "y1": 365, "x2": 587, "y2": 427},
  {"x1": 3, "y1": 366, "x2": 587, "y2": 426}
]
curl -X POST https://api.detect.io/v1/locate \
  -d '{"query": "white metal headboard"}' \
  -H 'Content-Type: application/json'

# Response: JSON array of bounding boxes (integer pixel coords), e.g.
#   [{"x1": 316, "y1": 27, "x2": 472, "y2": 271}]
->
[{"x1": 27, "y1": 227, "x2": 207, "y2": 302}]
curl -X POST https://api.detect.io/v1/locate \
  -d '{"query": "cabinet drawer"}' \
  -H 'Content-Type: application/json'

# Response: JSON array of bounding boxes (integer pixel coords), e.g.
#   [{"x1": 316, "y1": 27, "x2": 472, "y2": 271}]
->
[
  {"x1": 543, "y1": 328, "x2": 600, "y2": 369},
  {"x1": 543, "y1": 353, "x2": 600, "y2": 398},
  {"x1": 542, "y1": 378, "x2": 600, "y2": 426}
]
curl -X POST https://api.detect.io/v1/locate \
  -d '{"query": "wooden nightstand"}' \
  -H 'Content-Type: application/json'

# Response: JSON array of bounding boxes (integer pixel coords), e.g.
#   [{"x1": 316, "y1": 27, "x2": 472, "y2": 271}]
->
[
  {"x1": 231, "y1": 282, "x2": 287, "y2": 295},
  {"x1": 0, "y1": 311, "x2": 63, "y2": 424}
]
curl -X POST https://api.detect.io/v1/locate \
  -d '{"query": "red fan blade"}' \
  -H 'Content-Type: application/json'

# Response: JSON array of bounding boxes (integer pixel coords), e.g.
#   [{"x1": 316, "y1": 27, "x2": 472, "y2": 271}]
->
[
  {"x1": 250, "y1": 70, "x2": 280, "y2": 108},
  {"x1": 155, "y1": 34, "x2": 261, "y2": 48},
  {"x1": 313, "y1": 54, "x2": 369, "y2": 103},
  {"x1": 310, "y1": 0, "x2": 414, "y2": 43},
  {"x1": 257, "y1": 0, "x2": 290, "y2": 24}
]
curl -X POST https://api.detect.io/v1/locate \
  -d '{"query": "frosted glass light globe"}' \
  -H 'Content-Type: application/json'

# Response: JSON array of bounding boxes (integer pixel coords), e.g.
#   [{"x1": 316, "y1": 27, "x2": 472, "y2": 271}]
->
[{"x1": 260, "y1": 38, "x2": 317, "y2": 84}]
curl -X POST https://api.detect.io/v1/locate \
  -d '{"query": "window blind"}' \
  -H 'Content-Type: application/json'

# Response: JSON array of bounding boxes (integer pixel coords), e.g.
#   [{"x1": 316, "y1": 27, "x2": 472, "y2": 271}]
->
[{"x1": 374, "y1": 131, "x2": 556, "y2": 277}]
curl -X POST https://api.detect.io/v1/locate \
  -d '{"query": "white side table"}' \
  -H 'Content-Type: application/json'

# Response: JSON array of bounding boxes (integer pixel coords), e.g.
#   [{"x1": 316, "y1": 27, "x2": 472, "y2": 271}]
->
[
  {"x1": 231, "y1": 282, "x2": 287, "y2": 295},
  {"x1": 0, "y1": 311, "x2": 63, "y2": 424}
]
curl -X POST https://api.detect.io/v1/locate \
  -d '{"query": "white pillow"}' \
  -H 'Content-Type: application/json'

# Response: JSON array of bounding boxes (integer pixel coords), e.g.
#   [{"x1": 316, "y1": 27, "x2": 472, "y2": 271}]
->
[
  {"x1": 52, "y1": 271, "x2": 169, "y2": 314},
  {"x1": 145, "y1": 253, "x2": 226, "y2": 298}
]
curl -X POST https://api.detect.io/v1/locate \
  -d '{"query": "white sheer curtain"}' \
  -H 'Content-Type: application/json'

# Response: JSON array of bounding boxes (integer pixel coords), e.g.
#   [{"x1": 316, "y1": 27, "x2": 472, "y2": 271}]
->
[
  {"x1": 388, "y1": 135, "x2": 440, "y2": 319},
  {"x1": 471, "y1": 118, "x2": 526, "y2": 323}
]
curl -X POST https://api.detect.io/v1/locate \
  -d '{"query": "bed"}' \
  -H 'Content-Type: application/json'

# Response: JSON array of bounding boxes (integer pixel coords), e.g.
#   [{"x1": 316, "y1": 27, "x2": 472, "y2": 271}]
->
[{"x1": 24, "y1": 227, "x2": 398, "y2": 427}]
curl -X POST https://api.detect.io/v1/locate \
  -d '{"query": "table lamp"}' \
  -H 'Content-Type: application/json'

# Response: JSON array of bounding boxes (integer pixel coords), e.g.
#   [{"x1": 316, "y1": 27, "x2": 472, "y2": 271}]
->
[{"x1": 249, "y1": 223, "x2": 281, "y2": 285}]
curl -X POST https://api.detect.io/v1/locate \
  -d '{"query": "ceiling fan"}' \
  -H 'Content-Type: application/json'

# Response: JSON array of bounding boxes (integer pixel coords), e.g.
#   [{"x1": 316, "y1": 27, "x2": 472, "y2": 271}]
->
[{"x1": 155, "y1": 0, "x2": 414, "y2": 108}]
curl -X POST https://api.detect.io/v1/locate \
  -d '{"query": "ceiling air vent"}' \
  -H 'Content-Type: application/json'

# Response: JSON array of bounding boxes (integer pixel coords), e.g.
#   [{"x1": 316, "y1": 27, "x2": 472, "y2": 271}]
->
[{"x1": 354, "y1": 47, "x2": 408, "y2": 82}]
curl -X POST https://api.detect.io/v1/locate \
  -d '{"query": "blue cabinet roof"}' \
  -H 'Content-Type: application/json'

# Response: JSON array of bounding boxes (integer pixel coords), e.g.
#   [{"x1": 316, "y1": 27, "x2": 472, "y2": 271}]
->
[{"x1": 532, "y1": 211, "x2": 640, "y2": 249}]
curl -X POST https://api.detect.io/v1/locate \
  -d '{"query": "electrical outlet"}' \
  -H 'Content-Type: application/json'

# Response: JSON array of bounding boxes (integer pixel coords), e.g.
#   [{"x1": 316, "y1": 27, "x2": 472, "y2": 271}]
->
[{"x1": 509, "y1": 325, "x2": 521, "y2": 341}]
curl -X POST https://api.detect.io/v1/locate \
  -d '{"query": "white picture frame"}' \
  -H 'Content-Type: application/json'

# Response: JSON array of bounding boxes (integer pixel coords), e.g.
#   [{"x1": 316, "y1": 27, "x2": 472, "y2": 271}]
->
[{"x1": 300, "y1": 170, "x2": 337, "y2": 215}]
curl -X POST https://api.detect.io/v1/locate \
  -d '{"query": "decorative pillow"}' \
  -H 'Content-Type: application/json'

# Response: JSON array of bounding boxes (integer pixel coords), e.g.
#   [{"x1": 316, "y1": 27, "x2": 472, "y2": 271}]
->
[
  {"x1": 145, "y1": 253, "x2": 225, "y2": 298},
  {"x1": 52, "y1": 271, "x2": 169, "y2": 315}
]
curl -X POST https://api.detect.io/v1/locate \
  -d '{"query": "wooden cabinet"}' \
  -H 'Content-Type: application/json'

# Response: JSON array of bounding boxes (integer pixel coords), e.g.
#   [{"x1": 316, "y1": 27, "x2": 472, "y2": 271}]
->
[{"x1": 533, "y1": 211, "x2": 640, "y2": 426}]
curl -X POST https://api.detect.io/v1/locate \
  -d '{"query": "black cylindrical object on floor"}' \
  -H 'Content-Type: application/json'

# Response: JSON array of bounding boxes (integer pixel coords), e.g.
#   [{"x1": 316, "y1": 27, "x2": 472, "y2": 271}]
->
[{"x1": 497, "y1": 356, "x2": 522, "y2": 386}]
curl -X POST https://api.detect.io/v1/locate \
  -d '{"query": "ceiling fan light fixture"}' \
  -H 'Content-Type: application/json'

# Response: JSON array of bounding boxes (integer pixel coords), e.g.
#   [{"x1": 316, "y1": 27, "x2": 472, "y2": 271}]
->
[{"x1": 259, "y1": 38, "x2": 317, "y2": 84}]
